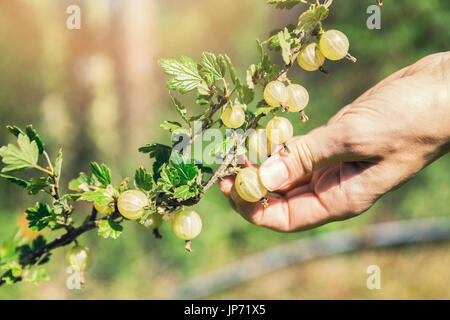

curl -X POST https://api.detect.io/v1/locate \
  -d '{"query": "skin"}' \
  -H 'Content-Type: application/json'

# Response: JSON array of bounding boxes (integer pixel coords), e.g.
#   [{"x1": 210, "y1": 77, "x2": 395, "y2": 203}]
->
[{"x1": 220, "y1": 52, "x2": 450, "y2": 232}]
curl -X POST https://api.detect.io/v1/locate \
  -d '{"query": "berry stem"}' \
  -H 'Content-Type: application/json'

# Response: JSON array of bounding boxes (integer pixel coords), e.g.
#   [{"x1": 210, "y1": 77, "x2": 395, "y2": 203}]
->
[{"x1": 185, "y1": 240, "x2": 192, "y2": 252}]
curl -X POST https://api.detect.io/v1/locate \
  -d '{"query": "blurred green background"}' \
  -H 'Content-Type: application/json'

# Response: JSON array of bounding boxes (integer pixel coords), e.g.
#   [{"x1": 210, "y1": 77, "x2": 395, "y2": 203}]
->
[{"x1": 0, "y1": 0, "x2": 449, "y2": 299}]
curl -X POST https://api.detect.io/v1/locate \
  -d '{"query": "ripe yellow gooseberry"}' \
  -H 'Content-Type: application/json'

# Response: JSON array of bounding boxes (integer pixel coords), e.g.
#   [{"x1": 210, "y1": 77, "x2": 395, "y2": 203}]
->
[
  {"x1": 285, "y1": 84, "x2": 309, "y2": 112},
  {"x1": 117, "y1": 190, "x2": 149, "y2": 220},
  {"x1": 264, "y1": 81, "x2": 289, "y2": 107},
  {"x1": 221, "y1": 105, "x2": 245, "y2": 129},
  {"x1": 297, "y1": 43, "x2": 325, "y2": 71},
  {"x1": 235, "y1": 167, "x2": 267, "y2": 202},
  {"x1": 266, "y1": 116, "x2": 294, "y2": 145},
  {"x1": 247, "y1": 127, "x2": 276, "y2": 161},
  {"x1": 171, "y1": 210, "x2": 202, "y2": 241},
  {"x1": 319, "y1": 29, "x2": 349, "y2": 61}
]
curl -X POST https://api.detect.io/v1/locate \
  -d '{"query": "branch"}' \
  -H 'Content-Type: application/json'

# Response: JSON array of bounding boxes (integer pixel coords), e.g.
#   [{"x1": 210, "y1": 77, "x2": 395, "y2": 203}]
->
[{"x1": 0, "y1": 216, "x2": 103, "y2": 286}]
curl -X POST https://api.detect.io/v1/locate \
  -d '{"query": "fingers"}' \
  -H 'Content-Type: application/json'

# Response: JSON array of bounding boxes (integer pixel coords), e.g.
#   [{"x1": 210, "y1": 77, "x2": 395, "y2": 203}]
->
[
  {"x1": 228, "y1": 184, "x2": 334, "y2": 232},
  {"x1": 258, "y1": 122, "x2": 363, "y2": 191}
]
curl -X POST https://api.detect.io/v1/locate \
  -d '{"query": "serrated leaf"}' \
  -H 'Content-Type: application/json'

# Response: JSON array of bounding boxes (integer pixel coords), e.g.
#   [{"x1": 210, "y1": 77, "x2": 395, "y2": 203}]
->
[
  {"x1": 242, "y1": 85, "x2": 255, "y2": 104},
  {"x1": 0, "y1": 134, "x2": 39, "y2": 173},
  {"x1": 25, "y1": 203, "x2": 53, "y2": 232},
  {"x1": 90, "y1": 162, "x2": 112, "y2": 186},
  {"x1": 28, "y1": 177, "x2": 49, "y2": 195},
  {"x1": 159, "y1": 56, "x2": 202, "y2": 94},
  {"x1": 256, "y1": 39, "x2": 264, "y2": 62},
  {"x1": 278, "y1": 29, "x2": 292, "y2": 65},
  {"x1": 217, "y1": 54, "x2": 227, "y2": 78},
  {"x1": 168, "y1": 92, "x2": 189, "y2": 125},
  {"x1": 254, "y1": 106, "x2": 278, "y2": 117},
  {"x1": 0, "y1": 174, "x2": 30, "y2": 189},
  {"x1": 209, "y1": 137, "x2": 236, "y2": 158},
  {"x1": 246, "y1": 64, "x2": 256, "y2": 89},
  {"x1": 54, "y1": 149, "x2": 63, "y2": 178},
  {"x1": 170, "y1": 153, "x2": 198, "y2": 184},
  {"x1": 138, "y1": 143, "x2": 172, "y2": 176},
  {"x1": 173, "y1": 185, "x2": 195, "y2": 200},
  {"x1": 98, "y1": 220, "x2": 123, "y2": 239},
  {"x1": 296, "y1": 5, "x2": 329, "y2": 33},
  {"x1": 134, "y1": 166, "x2": 153, "y2": 192},
  {"x1": 80, "y1": 190, "x2": 112, "y2": 206},
  {"x1": 160, "y1": 120, "x2": 183, "y2": 133},
  {"x1": 68, "y1": 172, "x2": 92, "y2": 192},
  {"x1": 225, "y1": 55, "x2": 245, "y2": 102},
  {"x1": 157, "y1": 165, "x2": 180, "y2": 190},
  {"x1": 200, "y1": 52, "x2": 224, "y2": 80},
  {"x1": 25, "y1": 125, "x2": 45, "y2": 154},
  {"x1": 197, "y1": 80, "x2": 211, "y2": 96}
]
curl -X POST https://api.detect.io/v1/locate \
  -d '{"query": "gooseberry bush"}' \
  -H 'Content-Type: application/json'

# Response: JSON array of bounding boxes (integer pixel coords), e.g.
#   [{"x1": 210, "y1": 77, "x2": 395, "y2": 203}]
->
[{"x1": 0, "y1": 0, "x2": 358, "y2": 286}]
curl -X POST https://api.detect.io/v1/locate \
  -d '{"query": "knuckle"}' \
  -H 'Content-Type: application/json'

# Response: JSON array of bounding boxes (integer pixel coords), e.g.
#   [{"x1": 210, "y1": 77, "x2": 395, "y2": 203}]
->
[
  {"x1": 290, "y1": 137, "x2": 315, "y2": 173},
  {"x1": 340, "y1": 122, "x2": 374, "y2": 157}
]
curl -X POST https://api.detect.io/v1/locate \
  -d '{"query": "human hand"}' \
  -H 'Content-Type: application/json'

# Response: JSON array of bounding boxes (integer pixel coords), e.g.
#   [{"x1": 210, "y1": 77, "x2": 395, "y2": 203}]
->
[{"x1": 220, "y1": 52, "x2": 450, "y2": 232}]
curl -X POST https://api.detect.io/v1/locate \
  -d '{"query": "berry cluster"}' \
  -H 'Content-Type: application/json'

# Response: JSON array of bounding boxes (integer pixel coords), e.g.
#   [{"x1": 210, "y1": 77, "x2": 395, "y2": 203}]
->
[{"x1": 233, "y1": 29, "x2": 351, "y2": 204}]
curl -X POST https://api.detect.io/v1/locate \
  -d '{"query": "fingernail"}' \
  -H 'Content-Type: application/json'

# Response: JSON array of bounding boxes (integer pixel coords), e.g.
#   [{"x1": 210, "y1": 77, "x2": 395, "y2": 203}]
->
[{"x1": 259, "y1": 155, "x2": 290, "y2": 191}]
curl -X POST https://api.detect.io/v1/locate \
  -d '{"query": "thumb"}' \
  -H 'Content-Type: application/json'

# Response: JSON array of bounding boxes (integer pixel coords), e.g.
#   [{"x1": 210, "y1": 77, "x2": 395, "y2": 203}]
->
[{"x1": 259, "y1": 123, "x2": 356, "y2": 191}]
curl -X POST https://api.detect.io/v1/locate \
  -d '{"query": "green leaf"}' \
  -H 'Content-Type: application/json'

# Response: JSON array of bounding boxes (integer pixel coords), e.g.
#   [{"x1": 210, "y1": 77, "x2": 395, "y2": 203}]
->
[
  {"x1": 296, "y1": 4, "x2": 329, "y2": 33},
  {"x1": 209, "y1": 137, "x2": 236, "y2": 158},
  {"x1": 159, "y1": 56, "x2": 202, "y2": 94},
  {"x1": 242, "y1": 85, "x2": 255, "y2": 104},
  {"x1": 25, "y1": 125, "x2": 45, "y2": 154},
  {"x1": 90, "y1": 162, "x2": 112, "y2": 186},
  {"x1": 315, "y1": 4, "x2": 329, "y2": 21},
  {"x1": 0, "y1": 174, "x2": 30, "y2": 189},
  {"x1": 0, "y1": 134, "x2": 39, "y2": 173},
  {"x1": 225, "y1": 55, "x2": 245, "y2": 101},
  {"x1": 217, "y1": 54, "x2": 227, "y2": 78},
  {"x1": 200, "y1": 52, "x2": 225, "y2": 81},
  {"x1": 157, "y1": 166, "x2": 180, "y2": 190},
  {"x1": 54, "y1": 149, "x2": 63, "y2": 178},
  {"x1": 267, "y1": 0, "x2": 304, "y2": 10},
  {"x1": 68, "y1": 172, "x2": 92, "y2": 192},
  {"x1": 160, "y1": 120, "x2": 184, "y2": 133},
  {"x1": 28, "y1": 177, "x2": 49, "y2": 195},
  {"x1": 246, "y1": 64, "x2": 257, "y2": 89},
  {"x1": 5, "y1": 125, "x2": 24, "y2": 137},
  {"x1": 256, "y1": 39, "x2": 264, "y2": 62},
  {"x1": 25, "y1": 203, "x2": 53, "y2": 232},
  {"x1": 98, "y1": 220, "x2": 123, "y2": 239},
  {"x1": 278, "y1": 28, "x2": 292, "y2": 65},
  {"x1": 168, "y1": 92, "x2": 189, "y2": 125},
  {"x1": 52, "y1": 194, "x2": 74, "y2": 216},
  {"x1": 138, "y1": 143, "x2": 172, "y2": 175},
  {"x1": 197, "y1": 80, "x2": 211, "y2": 96},
  {"x1": 80, "y1": 189, "x2": 112, "y2": 206},
  {"x1": 134, "y1": 166, "x2": 153, "y2": 192},
  {"x1": 254, "y1": 105, "x2": 278, "y2": 117},
  {"x1": 24, "y1": 267, "x2": 49, "y2": 284},
  {"x1": 173, "y1": 185, "x2": 196, "y2": 200},
  {"x1": 170, "y1": 153, "x2": 199, "y2": 184}
]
